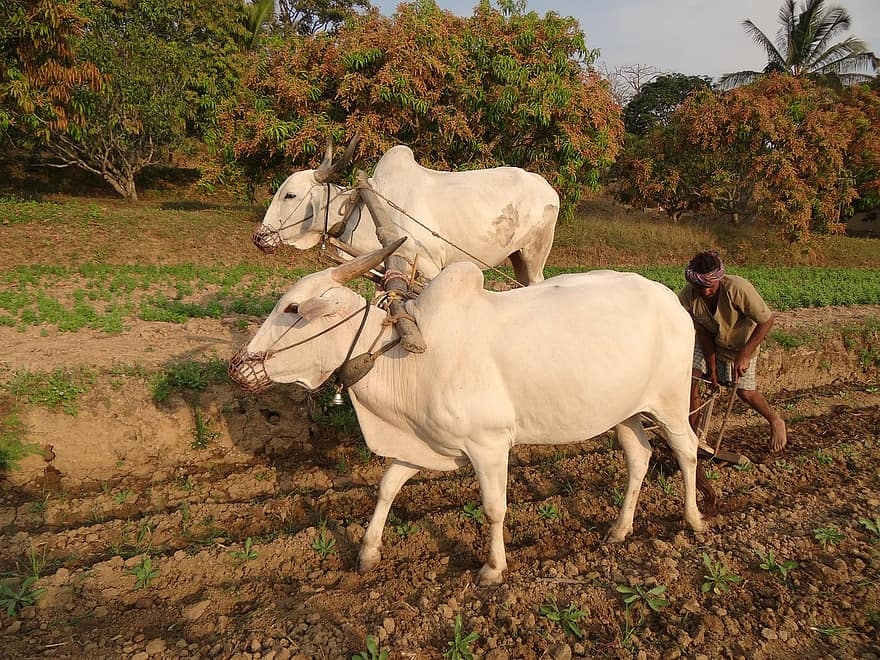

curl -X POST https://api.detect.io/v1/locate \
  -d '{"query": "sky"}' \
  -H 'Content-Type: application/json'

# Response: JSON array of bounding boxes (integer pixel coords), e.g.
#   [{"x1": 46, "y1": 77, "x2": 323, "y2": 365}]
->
[{"x1": 370, "y1": 0, "x2": 880, "y2": 80}]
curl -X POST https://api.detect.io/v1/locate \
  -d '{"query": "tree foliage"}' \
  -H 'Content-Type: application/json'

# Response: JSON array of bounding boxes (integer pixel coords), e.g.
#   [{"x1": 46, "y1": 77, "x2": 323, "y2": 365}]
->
[
  {"x1": 275, "y1": 0, "x2": 372, "y2": 35},
  {"x1": 0, "y1": 0, "x2": 101, "y2": 146},
  {"x1": 720, "y1": 0, "x2": 877, "y2": 89},
  {"x1": 218, "y1": 0, "x2": 622, "y2": 215},
  {"x1": 623, "y1": 73, "x2": 713, "y2": 135},
  {"x1": 615, "y1": 75, "x2": 880, "y2": 241},
  {"x1": 35, "y1": 0, "x2": 249, "y2": 201}
]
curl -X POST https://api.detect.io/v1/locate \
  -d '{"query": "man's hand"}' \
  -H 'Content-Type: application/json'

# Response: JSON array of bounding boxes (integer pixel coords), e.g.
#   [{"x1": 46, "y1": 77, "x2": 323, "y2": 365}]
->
[{"x1": 734, "y1": 350, "x2": 752, "y2": 378}]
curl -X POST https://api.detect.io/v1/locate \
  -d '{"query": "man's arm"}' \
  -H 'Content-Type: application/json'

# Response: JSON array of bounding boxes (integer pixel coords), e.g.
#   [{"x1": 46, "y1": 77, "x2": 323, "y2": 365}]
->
[
  {"x1": 735, "y1": 312, "x2": 776, "y2": 377},
  {"x1": 695, "y1": 324, "x2": 719, "y2": 386}
]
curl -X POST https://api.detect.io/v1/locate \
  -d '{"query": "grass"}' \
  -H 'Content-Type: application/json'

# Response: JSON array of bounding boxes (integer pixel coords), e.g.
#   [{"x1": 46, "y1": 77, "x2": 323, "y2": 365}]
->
[
  {"x1": 151, "y1": 357, "x2": 230, "y2": 403},
  {"x1": 0, "y1": 410, "x2": 41, "y2": 471},
  {"x1": 3, "y1": 367, "x2": 93, "y2": 415},
  {"x1": 0, "y1": 193, "x2": 879, "y2": 334}
]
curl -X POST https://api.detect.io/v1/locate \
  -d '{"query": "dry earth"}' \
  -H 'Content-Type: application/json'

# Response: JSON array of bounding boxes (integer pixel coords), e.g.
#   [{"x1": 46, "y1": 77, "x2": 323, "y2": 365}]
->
[{"x1": 1, "y1": 202, "x2": 879, "y2": 659}]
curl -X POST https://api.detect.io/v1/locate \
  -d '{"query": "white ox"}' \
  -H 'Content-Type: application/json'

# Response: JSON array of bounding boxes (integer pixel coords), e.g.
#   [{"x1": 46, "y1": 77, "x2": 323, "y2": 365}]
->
[
  {"x1": 252, "y1": 138, "x2": 559, "y2": 285},
  {"x1": 228, "y1": 243, "x2": 704, "y2": 585}
]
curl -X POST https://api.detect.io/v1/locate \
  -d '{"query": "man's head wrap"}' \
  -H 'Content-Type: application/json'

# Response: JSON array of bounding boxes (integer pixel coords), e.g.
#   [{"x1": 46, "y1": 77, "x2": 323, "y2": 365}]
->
[{"x1": 685, "y1": 250, "x2": 725, "y2": 288}]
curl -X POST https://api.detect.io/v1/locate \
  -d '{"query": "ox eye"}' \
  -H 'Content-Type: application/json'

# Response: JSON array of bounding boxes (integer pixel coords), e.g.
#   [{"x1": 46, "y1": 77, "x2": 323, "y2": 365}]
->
[
  {"x1": 284, "y1": 303, "x2": 299, "y2": 315},
  {"x1": 284, "y1": 192, "x2": 296, "y2": 200}
]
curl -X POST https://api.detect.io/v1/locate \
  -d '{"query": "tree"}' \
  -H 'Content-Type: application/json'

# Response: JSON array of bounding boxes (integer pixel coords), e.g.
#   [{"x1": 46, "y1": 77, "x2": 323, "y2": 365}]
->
[
  {"x1": 615, "y1": 75, "x2": 866, "y2": 240},
  {"x1": 720, "y1": 0, "x2": 877, "y2": 89},
  {"x1": 596, "y1": 63, "x2": 662, "y2": 107},
  {"x1": 275, "y1": 0, "x2": 372, "y2": 35},
  {"x1": 243, "y1": 0, "x2": 276, "y2": 51},
  {"x1": 218, "y1": 0, "x2": 622, "y2": 215},
  {"x1": 0, "y1": 0, "x2": 101, "y2": 147},
  {"x1": 38, "y1": 0, "x2": 248, "y2": 201},
  {"x1": 623, "y1": 73, "x2": 713, "y2": 135},
  {"x1": 839, "y1": 84, "x2": 880, "y2": 211}
]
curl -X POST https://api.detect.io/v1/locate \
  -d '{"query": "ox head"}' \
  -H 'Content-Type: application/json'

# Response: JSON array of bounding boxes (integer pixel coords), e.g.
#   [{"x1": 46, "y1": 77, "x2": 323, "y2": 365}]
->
[
  {"x1": 253, "y1": 134, "x2": 360, "y2": 254},
  {"x1": 229, "y1": 238, "x2": 404, "y2": 393}
]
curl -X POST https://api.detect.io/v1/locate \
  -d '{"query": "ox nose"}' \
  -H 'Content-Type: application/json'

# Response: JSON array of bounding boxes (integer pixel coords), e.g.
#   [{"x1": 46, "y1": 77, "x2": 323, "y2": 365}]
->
[
  {"x1": 228, "y1": 346, "x2": 274, "y2": 394},
  {"x1": 252, "y1": 226, "x2": 281, "y2": 254}
]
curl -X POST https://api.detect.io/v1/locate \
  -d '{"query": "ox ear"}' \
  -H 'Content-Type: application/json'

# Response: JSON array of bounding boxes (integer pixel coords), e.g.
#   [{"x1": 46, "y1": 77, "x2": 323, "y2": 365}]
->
[
  {"x1": 298, "y1": 295, "x2": 340, "y2": 321},
  {"x1": 331, "y1": 236, "x2": 407, "y2": 284},
  {"x1": 314, "y1": 136, "x2": 334, "y2": 183}
]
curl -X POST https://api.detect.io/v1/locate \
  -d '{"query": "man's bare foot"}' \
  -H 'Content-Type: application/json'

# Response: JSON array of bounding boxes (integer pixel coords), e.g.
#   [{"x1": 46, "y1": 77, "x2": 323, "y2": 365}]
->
[{"x1": 769, "y1": 417, "x2": 787, "y2": 453}]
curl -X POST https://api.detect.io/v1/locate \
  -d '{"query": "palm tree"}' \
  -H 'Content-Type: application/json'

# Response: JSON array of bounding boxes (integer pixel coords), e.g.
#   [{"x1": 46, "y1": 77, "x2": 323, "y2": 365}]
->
[
  {"x1": 243, "y1": 0, "x2": 275, "y2": 52},
  {"x1": 720, "y1": 0, "x2": 877, "y2": 89}
]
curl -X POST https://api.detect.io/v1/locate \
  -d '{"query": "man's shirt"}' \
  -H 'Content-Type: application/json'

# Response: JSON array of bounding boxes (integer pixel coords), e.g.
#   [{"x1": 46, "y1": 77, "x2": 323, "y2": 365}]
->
[{"x1": 679, "y1": 274, "x2": 772, "y2": 360}]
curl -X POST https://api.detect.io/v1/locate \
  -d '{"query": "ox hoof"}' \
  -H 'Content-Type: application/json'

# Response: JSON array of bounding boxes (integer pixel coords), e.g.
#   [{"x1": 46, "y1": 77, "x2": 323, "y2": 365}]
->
[
  {"x1": 357, "y1": 547, "x2": 381, "y2": 573},
  {"x1": 477, "y1": 564, "x2": 505, "y2": 586},
  {"x1": 603, "y1": 527, "x2": 630, "y2": 543}
]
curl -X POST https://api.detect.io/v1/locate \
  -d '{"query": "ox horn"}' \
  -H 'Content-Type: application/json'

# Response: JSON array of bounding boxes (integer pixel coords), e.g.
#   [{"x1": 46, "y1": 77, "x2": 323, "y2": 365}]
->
[
  {"x1": 334, "y1": 132, "x2": 360, "y2": 174},
  {"x1": 315, "y1": 133, "x2": 360, "y2": 183},
  {"x1": 314, "y1": 136, "x2": 335, "y2": 183},
  {"x1": 332, "y1": 236, "x2": 407, "y2": 284}
]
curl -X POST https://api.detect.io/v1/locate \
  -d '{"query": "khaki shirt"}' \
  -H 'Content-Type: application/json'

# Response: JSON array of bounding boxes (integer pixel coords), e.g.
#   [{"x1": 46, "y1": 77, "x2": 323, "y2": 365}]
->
[{"x1": 679, "y1": 274, "x2": 772, "y2": 360}]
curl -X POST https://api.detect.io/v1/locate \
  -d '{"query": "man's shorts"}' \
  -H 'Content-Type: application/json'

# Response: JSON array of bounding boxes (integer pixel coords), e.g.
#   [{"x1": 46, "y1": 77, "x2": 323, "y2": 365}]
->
[{"x1": 692, "y1": 342, "x2": 757, "y2": 390}]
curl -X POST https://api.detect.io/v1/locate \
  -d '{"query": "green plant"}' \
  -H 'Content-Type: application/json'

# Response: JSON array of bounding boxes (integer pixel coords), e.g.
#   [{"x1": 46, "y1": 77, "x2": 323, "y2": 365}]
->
[
  {"x1": 5, "y1": 367, "x2": 93, "y2": 415},
  {"x1": 617, "y1": 584, "x2": 670, "y2": 613},
  {"x1": 310, "y1": 387, "x2": 361, "y2": 436},
  {"x1": 312, "y1": 530, "x2": 336, "y2": 559},
  {"x1": 610, "y1": 487, "x2": 624, "y2": 507},
  {"x1": 539, "y1": 598, "x2": 586, "y2": 639},
  {"x1": 191, "y1": 407, "x2": 219, "y2": 449},
  {"x1": 389, "y1": 512, "x2": 418, "y2": 539},
  {"x1": 655, "y1": 468, "x2": 675, "y2": 496},
  {"x1": 460, "y1": 503, "x2": 485, "y2": 525},
  {"x1": 125, "y1": 555, "x2": 159, "y2": 590},
  {"x1": 815, "y1": 449, "x2": 834, "y2": 465},
  {"x1": 858, "y1": 516, "x2": 880, "y2": 543},
  {"x1": 355, "y1": 443, "x2": 373, "y2": 463},
  {"x1": 617, "y1": 583, "x2": 669, "y2": 651},
  {"x1": 814, "y1": 525, "x2": 845, "y2": 550},
  {"x1": 230, "y1": 537, "x2": 258, "y2": 562},
  {"x1": 151, "y1": 357, "x2": 229, "y2": 403},
  {"x1": 351, "y1": 635, "x2": 389, "y2": 660},
  {"x1": 537, "y1": 503, "x2": 560, "y2": 521},
  {"x1": 112, "y1": 488, "x2": 133, "y2": 504},
  {"x1": 0, "y1": 411, "x2": 41, "y2": 471},
  {"x1": 756, "y1": 549, "x2": 799, "y2": 579},
  {"x1": 704, "y1": 468, "x2": 720, "y2": 481},
  {"x1": 733, "y1": 461, "x2": 755, "y2": 472},
  {"x1": 810, "y1": 624, "x2": 853, "y2": 638},
  {"x1": 0, "y1": 576, "x2": 46, "y2": 616},
  {"x1": 770, "y1": 329, "x2": 813, "y2": 349},
  {"x1": 701, "y1": 553, "x2": 743, "y2": 594},
  {"x1": 774, "y1": 459, "x2": 794, "y2": 471},
  {"x1": 443, "y1": 613, "x2": 479, "y2": 660}
]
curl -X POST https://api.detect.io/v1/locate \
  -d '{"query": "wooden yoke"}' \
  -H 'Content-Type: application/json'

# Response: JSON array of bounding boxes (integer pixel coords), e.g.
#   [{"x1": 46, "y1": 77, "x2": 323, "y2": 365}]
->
[{"x1": 355, "y1": 170, "x2": 427, "y2": 354}]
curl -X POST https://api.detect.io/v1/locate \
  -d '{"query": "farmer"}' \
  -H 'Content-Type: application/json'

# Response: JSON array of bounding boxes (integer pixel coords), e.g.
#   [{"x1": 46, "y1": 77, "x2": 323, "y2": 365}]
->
[{"x1": 679, "y1": 250, "x2": 787, "y2": 456}]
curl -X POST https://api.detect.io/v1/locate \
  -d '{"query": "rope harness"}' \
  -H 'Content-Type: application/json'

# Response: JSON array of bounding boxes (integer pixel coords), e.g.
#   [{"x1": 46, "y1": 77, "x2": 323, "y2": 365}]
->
[
  {"x1": 229, "y1": 299, "x2": 402, "y2": 395},
  {"x1": 263, "y1": 176, "x2": 523, "y2": 288}
]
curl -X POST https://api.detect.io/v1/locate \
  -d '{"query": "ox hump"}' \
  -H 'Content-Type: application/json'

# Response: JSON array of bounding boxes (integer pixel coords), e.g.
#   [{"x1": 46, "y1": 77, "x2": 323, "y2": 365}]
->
[{"x1": 413, "y1": 262, "x2": 485, "y2": 309}]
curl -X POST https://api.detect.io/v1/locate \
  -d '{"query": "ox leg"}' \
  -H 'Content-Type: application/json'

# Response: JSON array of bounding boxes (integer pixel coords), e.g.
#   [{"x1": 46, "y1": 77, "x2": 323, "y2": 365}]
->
[
  {"x1": 509, "y1": 216, "x2": 556, "y2": 285},
  {"x1": 654, "y1": 420, "x2": 704, "y2": 534},
  {"x1": 358, "y1": 460, "x2": 419, "y2": 573},
  {"x1": 470, "y1": 448, "x2": 511, "y2": 586},
  {"x1": 605, "y1": 416, "x2": 652, "y2": 542}
]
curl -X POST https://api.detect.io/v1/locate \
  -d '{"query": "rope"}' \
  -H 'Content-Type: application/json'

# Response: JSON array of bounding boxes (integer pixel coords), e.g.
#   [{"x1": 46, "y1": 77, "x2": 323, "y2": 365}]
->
[{"x1": 354, "y1": 181, "x2": 524, "y2": 288}]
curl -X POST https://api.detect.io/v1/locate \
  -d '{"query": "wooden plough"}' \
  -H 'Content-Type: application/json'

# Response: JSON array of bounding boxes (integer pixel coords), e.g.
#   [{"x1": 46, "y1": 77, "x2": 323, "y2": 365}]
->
[{"x1": 693, "y1": 380, "x2": 751, "y2": 465}]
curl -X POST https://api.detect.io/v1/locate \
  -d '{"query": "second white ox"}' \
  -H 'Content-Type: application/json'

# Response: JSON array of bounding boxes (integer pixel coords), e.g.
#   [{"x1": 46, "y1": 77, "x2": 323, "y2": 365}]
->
[
  {"x1": 252, "y1": 139, "x2": 559, "y2": 285},
  {"x1": 228, "y1": 243, "x2": 704, "y2": 585}
]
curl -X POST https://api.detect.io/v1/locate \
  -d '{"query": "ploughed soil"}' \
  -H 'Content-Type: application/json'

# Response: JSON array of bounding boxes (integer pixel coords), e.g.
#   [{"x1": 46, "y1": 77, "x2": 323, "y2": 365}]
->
[{"x1": 1, "y1": 197, "x2": 880, "y2": 659}]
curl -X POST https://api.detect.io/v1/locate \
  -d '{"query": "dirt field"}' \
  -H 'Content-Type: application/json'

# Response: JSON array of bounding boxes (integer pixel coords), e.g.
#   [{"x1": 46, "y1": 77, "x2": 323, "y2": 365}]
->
[{"x1": 1, "y1": 204, "x2": 879, "y2": 659}]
